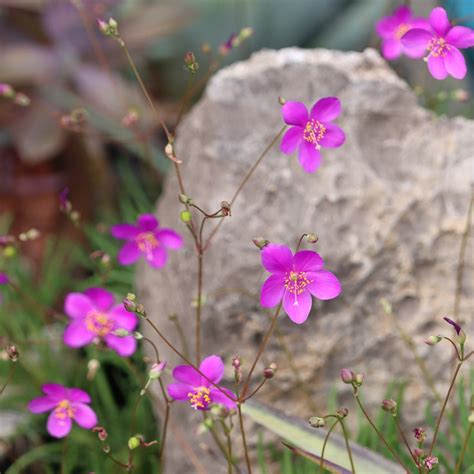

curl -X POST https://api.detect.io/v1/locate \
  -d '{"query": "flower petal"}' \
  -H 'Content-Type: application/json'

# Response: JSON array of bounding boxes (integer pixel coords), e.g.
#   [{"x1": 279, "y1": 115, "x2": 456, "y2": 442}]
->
[
  {"x1": 293, "y1": 250, "x2": 324, "y2": 272},
  {"x1": 118, "y1": 241, "x2": 141, "y2": 265},
  {"x1": 67, "y1": 388, "x2": 91, "y2": 403},
  {"x1": 280, "y1": 126, "x2": 303, "y2": 154},
  {"x1": 298, "y1": 141, "x2": 321, "y2": 173},
  {"x1": 320, "y1": 123, "x2": 345, "y2": 148},
  {"x1": 72, "y1": 403, "x2": 97, "y2": 429},
  {"x1": 64, "y1": 293, "x2": 93, "y2": 319},
  {"x1": 393, "y1": 5, "x2": 411, "y2": 23},
  {"x1": 47, "y1": 411, "x2": 72, "y2": 438},
  {"x1": 306, "y1": 270, "x2": 341, "y2": 300},
  {"x1": 109, "y1": 305, "x2": 138, "y2": 331},
  {"x1": 283, "y1": 290, "x2": 312, "y2": 324},
  {"x1": 110, "y1": 224, "x2": 140, "y2": 240},
  {"x1": 376, "y1": 16, "x2": 398, "y2": 38},
  {"x1": 261, "y1": 244, "x2": 293, "y2": 274},
  {"x1": 310, "y1": 97, "x2": 341, "y2": 122},
  {"x1": 446, "y1": 26, "x2": 474, "y2": 48},
  {"x1": 382, "y1": 39, "x2": 402, "y2": 60},
  {"x1": 167, "y1": 382, "x2": 193, "y2": 401},
  {"x1": 84, "y1": 288, "x2": 114, "y2": 311},
  {"x1": 138, "y1": 214, "x2": 158, "y2": 231},
  {"x1": 173, "y1": 365, "x2": 201, "y2": 386},
  {"x1": 199, "y1": 355, "x2": 224, "y2": 385},
  {"x1": 281, "y1": 101, "x2": 308, "y2": 126},
  {"x1": 28, "y1": 396, "x2": 58, "y2": 413},
  {"x1": 104, "y1": 334, "x2": 137, "y2": 357},
  {"x1": 429, "y1": 7, "x2": 451, "y2": 37},
  {"x1": 211, "y1": 387, "x2": 237, "y2": 410},
  {"x1": 444, "y1": 47, "x2": 467, "y2": 79},
  {"x1": 427, "y1": 55, "x2": 448, "y2": 80},
  {"x1": 63, "y1": 321, "x2": 95, "y2": 348},
  {"x1": 401, "y1": 29, "x2": 432, "y2": 56},
  {"x1": 42, "y1": 384, "x2": 67, "y2": 399},
  {"x1": 146, "y1": 247, "x2": 168, "y2": 268},
  {"x1": 260, "y1": 274, "x2": 285, "y2": 308},
  {"x1": 156, "y1": 229, "x2": 183, "y2": 249}
]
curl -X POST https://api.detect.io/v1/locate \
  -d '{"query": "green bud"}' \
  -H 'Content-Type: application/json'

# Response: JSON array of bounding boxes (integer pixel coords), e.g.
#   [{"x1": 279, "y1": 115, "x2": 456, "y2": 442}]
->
[
  {"x1": 306, "y1": 233, "x2": 318, "y2": 244},
  {"x1": 128, "y1": 436, "x2": 140, "y2": 450},
  {"x1": 180, "y1": 210, "x2": 192, "y2": 223},
  {"x1": 308, "y1": 416, "x2": 325, "y2": 428},
  {"x1": 425, "y1": 335, "x2": 442, "y2": 346},
  {"x1": 381, "y1": 399, "x2": 397, "y2": 415},
  {"x1": 179, "y1": 194, "x2": 192, "y2": 204}
]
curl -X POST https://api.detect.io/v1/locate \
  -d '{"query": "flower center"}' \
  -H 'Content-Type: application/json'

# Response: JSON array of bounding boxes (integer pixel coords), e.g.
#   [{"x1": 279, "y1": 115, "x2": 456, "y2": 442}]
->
[
  {"x1": 85, "y1": 310, "x2": 114, "y2": 337},
  {"x1": 426, "y1": 36, "x2": 451, "y2": 58},
  {"x1": 187, "y1": 386, "x2": 212, "y2": 410},
  {"x1": 54, "y1": 399, "x2": 75, "y2": 421},
  {"x1": 284, "y1": 271, "x2": 313, "y2": 306},
  {"x1": 303, "y1": 119, "x2": 326, "y2": 150},
  {"x1": 394, "y1": 23, "x2": 410, "y2": 40},
  {"x1": 136, "y1": 232, "x2": 159, "y2": 258}
]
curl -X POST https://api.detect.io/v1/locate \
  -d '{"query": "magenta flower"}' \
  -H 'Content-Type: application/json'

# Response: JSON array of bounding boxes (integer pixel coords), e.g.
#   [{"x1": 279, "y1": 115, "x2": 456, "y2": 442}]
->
[
  {"x1": 424, "y1": 456, "x2": 438, "y2": 471},
  {"x1": 0, "y1": 272, "x2": 8, "y2": 285},
  {"x1": 443, "y1": 316, "x2": 461, "y2": 335},
  {"x1": 111, "y1": 214, "x2": 183, "y2": 268},
  {"x1": 401, "y1": 7, "x2": 474, "y2": 80},
  {"x1": 64, "y1": 287, "x2": 138, "y2": 356},
  {"x1": 167, "y1": 355, "x2": 237, "y2": 411},
  {"x1": 260, "y1": 244, "x2": 341, "y2": 324},
  {"x1": 280, "y1": 97, "x2": 345, "y2": 173},
  {"x1": 28, "y1": 384, "x2": 97, "y2": 438},
  {"x1": 376, "y1": 5, "x2": 429, "y2": 60}
]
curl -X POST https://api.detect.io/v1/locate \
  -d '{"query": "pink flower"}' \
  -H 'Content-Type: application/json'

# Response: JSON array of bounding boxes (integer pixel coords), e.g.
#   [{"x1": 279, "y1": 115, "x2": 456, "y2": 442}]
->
[
  {"x1": 111, "y1": 214, "x2": 183, "y2": 268},
  {"x1": 260, "y1": 244, "x2": 341, "y2": 324},
  {"x1": 28, "y1": 384, "x2": 97, "y2": 438},
  {"x1": 280, "y1": 97, "x2": 345, "y2": 173},
  {"x1": 413, "y1": 427, "x2": 427, "y2": 443},
  {"x1": 376, "y1": 5, "x2": 430, "y2": 60},
  {"x1": 424, "y1": 455, "x2": 438, "y2": 471},
  {"x1": 63, "y1": 287, "x2": 138, "y2": 357},
  {"x1": 167, "y1": 355, "x2": 237, "y2": 411},
  {"x1": 401, "y1": 7, "x2": 474, "y2": 80},
  {"x1": 0, "y1": 272, "x2": 8, "y2": 285}
]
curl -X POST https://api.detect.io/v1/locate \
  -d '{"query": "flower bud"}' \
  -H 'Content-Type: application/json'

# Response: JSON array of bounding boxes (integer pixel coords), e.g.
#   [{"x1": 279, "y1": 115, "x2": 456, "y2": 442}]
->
[
  {"x1": 278, "y1": 96, "x2": 286, "y2": 105},
  {"x1": 413, "y1": 427, "x2": 426, "y2": 443},
  {"x1": 19, "y1": 228, "x2": 40, "y2": 241},
  {"x1": 135, "y1": 304, "x2": 145, "y2": 316},
  {"x1": 121, "y1": 109, "x2": 139, "y2": 128},
  {"x1": 102, "y1": 443, "x2": 111, "y2": 453},
  {"x1": 184, "y1": 51, "x2": 199, "y2": 74},
  {"x1": 263, "y1": 363, "x2": 277, "y2": 379},
  {"x1": 0, "y1": 83, "x2": 15, "y2": 99},
  {"x1": 232, "y1": 356, "x2": 242, "y2": 384},
  {"x1": 306, "y1": 233, "x2": 318, "y2": 244},
  {"x1": 220, "y1": 201, "x2": 231, "y2": 217},
  {"x1": 6, "y1": 344, "x2": 19, "y2": 362},
  {"x1": 381, "y1": 399, "x2": 397, "y2": 415},
  {"x1": 149, "y1": 361, "x2": 166, "y2": 380},
  {"x1": 413, "y1": 448, "x2": 424, "y2": 458},
  {"x1": 180, "y1": 210, "x2": 192, "y2": 223},
  {"x1": 340, "y1": 368, "x2": 354, "y2": 384},
  {"x1": 238, "y1": 27, "x2": 253, "y2": 41},
  {"x1": 133, "y1": 331, "x2": 143, "y2": 340},
  {"x1": 354, "y1": 373, "x2": 364, "y2": 386},
  {"x1": 308, "y1": 416, "x2": 325, "y2": 428},
  {"x1": 113, "y1": 328, "x2": 130, "y2": 337},
  {"x1": 14, "y1": 92, "x2": 30, "y2": 107},
  {"x1": 425, "y1": 335, "x2": 442, "y2": 346},
  {"x1": 336, "y1": 407, "x2": 349, "y2": 418},
  {"x1": 179, "y1": 194, "x2": 192, "y2": 204},
  {"x1": 93, "y1": 426, "x2": 108, "y2": 442},
  {"x1": 3, "y1": 245, "x2": 16, "y2": 258},
  {"x1": 252, "y1": 237, "x2": 269, "y2": 250},
  {"x1": 128, "y1": 436, "x2": 141, "y2": 450},
  {"x1": 0, "y1": 272, "x2": 9, "y2": 285},
  {"x1": 87, "y1": 359, "x2": 100, "y2": 381},
  {"x1": 123, "y1": 298, "x2": 137, "y2": 313},
  {"x1": 98, "y1": 18, "x2": 119, "y2": 38}
]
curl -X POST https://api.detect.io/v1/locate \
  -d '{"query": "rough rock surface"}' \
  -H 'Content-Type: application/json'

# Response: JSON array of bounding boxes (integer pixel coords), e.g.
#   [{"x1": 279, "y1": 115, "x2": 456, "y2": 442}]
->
[{"x1": 138, "y1": 48, "x2": 474, "y2": 471}]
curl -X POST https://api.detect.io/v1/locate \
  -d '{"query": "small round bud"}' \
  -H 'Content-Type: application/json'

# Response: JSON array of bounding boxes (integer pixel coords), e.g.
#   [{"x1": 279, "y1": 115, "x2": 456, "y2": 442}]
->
[
  {"x1": 14, "y1": 93, "x2": 30, "y2": 107},
  {"x1": 3, "y1": 245, "x2": 16, "y2": 258},
  {"x1": 149, "y1": 361, "x2": 166, "y2": 380},
  {"x1": 425, "y1": 335, "x2": 442, "y2": 346},
  {"x1": 0, "y1": 83, "x2": 15, "y2": 99},
  {"x1": 252, "y1": 237, "x2": 269, "y2": 250},
  {"x1": 263, "y1": 364, "x2": 277, "y2": 379},
  {"x1": 354, "y1": 373, "x2": 364, "y2": 386},
  {"x1": 220, "y1": 201, "x2": 231, "y2": 216},
  {"x1": 128, "y1": 436, "x2": 141, "y2": 450},
  {"x1": 184, "y1": 51, "x2": 199, "y2": 74},
  {"x1": 340, "y1": 368, "x2": 354, "y2": 384},
  {"x1": 232, "y1": 356, "x2": 241, "y2": 369},
  {"x1": 123, "y1": 298, "x2": 137, "y2": 313},
  {"x1": 102, "y1": 443, "x2": 111, "y2": 453},
  {"x1": 238, "y1": 27, "x2": 253, "y2": 41},
  {"x1": 133, "y1": 331, "x2": 143, "y2": 340},
  {"x1": 381, "y1": 399, "x2": 397, "y2": 415},
  {"x1": 135, "y1": 304, "x2": 146, "y2": 316},
  {"x1": 180, "y1": 210, "x2": 192, "y2": 223},
  {"x1": 93, "y1": 426, "x2": 108, "y2": 442},
  {"x1": 336, "y1": 407, "x2": 349, "y2": 418},
  {"x1": 278, "y1": 96, "x2": 286, "y2": 105},
  {"x1": 308, "y1": 416, "x2": 325, "y2": 428},
  {"x1": 306, "y1": 233, "x2": 318, "y2": 244},
  {"x1": 179, "y1": 194, "x2": 192, "y2": 205},
  {"x1": 413, "y1": 448, "x2": 424, "y2": 458},
  {"x1": 6, "y1": 344, "x2": 19, "y2": 362}
]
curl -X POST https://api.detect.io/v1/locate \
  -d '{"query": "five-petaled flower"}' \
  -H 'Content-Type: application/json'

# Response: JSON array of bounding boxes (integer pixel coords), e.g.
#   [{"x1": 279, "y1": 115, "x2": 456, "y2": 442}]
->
[
  {"x1": 167, "y1": 355, "x2": 237, "y2": 411},
  {"x1": 64, "y1": 287, "x2": 138, "y2": 356},
  {"x1": 260, "y1": 244, "x2": 341, "y2": 324},
  {"x1": 280, "y1": 97, "x2": 345, "y2": 173},
  {"x1": 376, "y1": 5, "x2": 429, "y2": 60},
  {"x1": 28, "y1": 383, "x2": 97, "y2": 438},
  {"x1": 111, "y1": 214, "x2": 183, "y2": 268},
  {"x1": 401, "y1": 7, "x2": 474, "y2": 80}
]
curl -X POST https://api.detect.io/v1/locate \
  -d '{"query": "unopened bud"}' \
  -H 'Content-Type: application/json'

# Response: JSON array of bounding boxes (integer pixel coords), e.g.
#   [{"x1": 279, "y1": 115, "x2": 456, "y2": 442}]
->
[
  {"x1": 381, "y1": 399, "x2": 397, "y2": 415},
  {"x1": 354, "y1": 373, "x2": 364, "y2": 386},
  {"x1": 456, "y1": 329, "x2": 467, "y2": 345},
  {"x1": 336, "y1": 407, "x2": 349, "y2": 418},
  {"x1": 179, "y1": 194, "x2": 192, "y2": 205},
  {"x1": 98, "y1": 17, "x2": 119, "y2": 38},
  {"x1": 232, "y1": 356, "x2": 241, "y2": 369},
  {"x1": 263, "y1": 363, "x2": 277, "y2": 379},
  {"x1": 180, "y1": 210, "x2": 192, "y2": 223},
  {"x1": 149, "y1": 361, "x2": 166, "y2": 380},
  {"x1": 0, "y1": 83, "x2": 15, "y2": 99},
  {"x1": 306, "y1": 233, "x2": 318, "y2": 244},
  {"x1": 308, "y1": 416, "x2": 325, "y2": 428},
  {"x1": 184, "y1": 51, "x2": 199, "y2": 74},
  {"x1": 238, "y1": 27, "x2": 253, "y2": 41},
  {"x1": 19, "y1": 228, "x2": 40, "y2": 241},
  {"x1": 113, "y1": 328, "x2": 130, "y2": 337},
  {"x1": 133, "y1": 331, "x2": 143, "y2": 340},
  {"x1": 123, "y1": 298, "x2": 137, "y2": 313},
  {"x1": 14, "y1": 93, "x2": 30, "y2": 107},
  {"x1": 413, "y1": 448, "x2": 424, "y2": 458},
  {"x1": 232, "y1": 356, "x2": 242, "y2": 384},
  {"x1": 102, "y1": 443, "x2": 110, "y2": 453},
  {"x1": 87, "y1": 359, "x2": 100, "y2": 381},
  {"x1": 6, "y1": 344, "x2": 19, "y2": 362},
  {"x1": 340, "y1": 368, "x2": 354, "y2": 384},
  {"x1": 252, "y1": 237, "x2": 269, "y2": 250},
  {"x1": 278, "y1": 96, "x2": 286, "y2": 105},
  {"x1": 135, "y1": 304, "x2": 145, "y2": 316},
  {"x1": 425, "y1": 335, "x2": 442, "y2": 346},
  {"x1": 128, "y1": 436, "x2": 141, "y2": 450},
  {"x1": 220, "y1": 201, "x2": 231, "y2": 216},
  {"x1": 93, "y1": 426, "x2": 108, "y2": 442}
]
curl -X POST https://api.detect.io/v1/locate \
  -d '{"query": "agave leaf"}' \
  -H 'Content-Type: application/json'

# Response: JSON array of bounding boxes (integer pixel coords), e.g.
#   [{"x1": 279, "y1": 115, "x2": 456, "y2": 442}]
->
[{"x1": 242, "y1": 400, "x2": 404, "y2": 474}]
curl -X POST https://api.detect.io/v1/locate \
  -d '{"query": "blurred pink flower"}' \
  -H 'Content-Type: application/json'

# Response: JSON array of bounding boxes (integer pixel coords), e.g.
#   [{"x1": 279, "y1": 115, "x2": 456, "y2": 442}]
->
[
  {"x1": 280, "y1": 97, "x2": 345, "y2": 173},
  {"x1": 111, "y1": 214, "x2": 183, "y2": 268},
  {"x1": 28, "y1": 384, "x2": 97, "y2": 438},
  {"x1": 167, "y1": 355, "x2": 236, "y2": 411},
  {"x1": 64, "y1": 287, "x2": 138, "y2": 356},
  {"x1": 402, "y1": 7, "x2": 474, "y2": 79},
  {"x1": 260, "y1": 244, "x2": 341, "y2": 324}
]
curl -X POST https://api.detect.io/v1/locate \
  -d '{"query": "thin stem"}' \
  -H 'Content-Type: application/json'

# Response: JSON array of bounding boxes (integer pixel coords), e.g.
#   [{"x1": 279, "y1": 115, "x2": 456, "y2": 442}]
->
[
  {"x1": 429, "y1": 362, "x2": 463, "y2": 456},
  {"x1": 127, "y1": 395, "x2": 143, "y2": 471},
  {"x1": 204, "y1": 126, "x2": 287, "y2": 250},
  {"x1": 241, "y1": 304, "x2": 282, "y2": 399},
  {"x1": 104, "y1": 451, "x2": 130, "y2": 470},
  {"x1": 320, "y1": 419, "x2": 339, "y2": 474},
  {"x1": 61, "y1": 436, "x2": 68, "y2": 474},
  {"x1": 339, "y1": 418, "x2": 356, "y2": 474},
  {"x1": 196, "y1": 252, "x2": 203, "y2": 364},
  {"x1": 169, "y1": 314, "x2": 190, "y2": 359},
  {"x1": 394, "y1": 416, "x2": 418, "y2": 468},
  {"x1": 243, "y1": 378, "x2": 267, "y2": 401},
  {"x1": 354, "y1": 393, "x2": 410, "y2": 471},
  {"x1": 159, "y1": 403, "x2": 170, "y2": 460},
  {"x1": 454, "y1": 423, "x2": 473, "y2": 474},
  {"x1": 238, "y1": 403, "x2": 252, "y2": 473},
  {"x1": 0, "y1": 363, "x2": 16, "y2": 396},
  {"x1": 220, "y1": 419, "x2": 234, "y2": 474},
  {"x1": 443, "y1": 337, "x2": 462, "y2": 361},
  {"x1": 174, "y1": 75, "x2": 195, "y2": 131}
]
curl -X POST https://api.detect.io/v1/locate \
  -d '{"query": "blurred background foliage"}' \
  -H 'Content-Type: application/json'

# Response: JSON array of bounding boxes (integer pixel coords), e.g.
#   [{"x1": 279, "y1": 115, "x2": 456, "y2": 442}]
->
[{"x1": 0, "y1": 0, "x2": 473, "y2": 472}]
